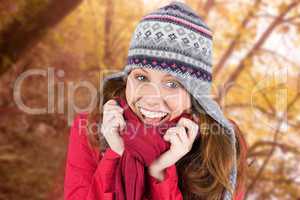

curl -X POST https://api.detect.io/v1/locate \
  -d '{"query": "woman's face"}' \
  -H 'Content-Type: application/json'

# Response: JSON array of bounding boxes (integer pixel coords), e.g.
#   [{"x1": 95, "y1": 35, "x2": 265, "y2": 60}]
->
[{"x1": 125, "y1": 68, "x2": 192, "y2": 126}]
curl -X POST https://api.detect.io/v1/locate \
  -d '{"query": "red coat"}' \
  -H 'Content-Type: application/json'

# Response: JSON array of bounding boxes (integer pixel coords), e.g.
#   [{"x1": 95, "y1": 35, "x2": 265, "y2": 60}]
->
[{"x1": 64, "y1": 112, "x2": 245, "y2": 200}]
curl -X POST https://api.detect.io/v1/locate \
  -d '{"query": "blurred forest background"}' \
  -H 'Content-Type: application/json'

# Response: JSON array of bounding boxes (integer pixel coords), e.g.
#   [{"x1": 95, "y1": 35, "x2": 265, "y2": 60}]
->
[{"x1": 0, "y1": 0, "x2": 300, "y2": 199}]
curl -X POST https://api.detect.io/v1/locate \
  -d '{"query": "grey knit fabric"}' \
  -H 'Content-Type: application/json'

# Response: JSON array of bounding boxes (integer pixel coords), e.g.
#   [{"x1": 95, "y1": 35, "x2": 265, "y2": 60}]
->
[{"x1": 101, "y1": 1, "x2": 237, "y2": 199}]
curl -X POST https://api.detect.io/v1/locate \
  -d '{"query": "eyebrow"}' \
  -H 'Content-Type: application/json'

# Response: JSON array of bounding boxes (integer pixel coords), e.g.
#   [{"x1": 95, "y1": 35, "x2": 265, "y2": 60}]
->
[
  {"x1": 164, "y1": 74, "x2": 174, "y2": 78},
  {"x1": 139, "y1": 68, "x2": 148, "y2": 73}
]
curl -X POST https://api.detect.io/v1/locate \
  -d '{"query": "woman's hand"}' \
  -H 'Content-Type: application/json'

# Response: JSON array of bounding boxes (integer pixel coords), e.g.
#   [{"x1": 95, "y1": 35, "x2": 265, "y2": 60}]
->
[
  {"x1": 148, "y1": 116, "x2": 199, "y2": 181},
  {"x1": 163, "y1": 116, "x2": 199, "y2": 160},
  {"x1": 100, "y1": 99, "x2": 126, "y2": 156}
]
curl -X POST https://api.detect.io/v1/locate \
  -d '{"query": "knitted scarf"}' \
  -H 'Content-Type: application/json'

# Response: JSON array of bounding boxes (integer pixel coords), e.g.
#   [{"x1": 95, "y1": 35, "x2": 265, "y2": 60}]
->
[{"x1": 112, "y1": 96, "x2": 193, "y2": 200}]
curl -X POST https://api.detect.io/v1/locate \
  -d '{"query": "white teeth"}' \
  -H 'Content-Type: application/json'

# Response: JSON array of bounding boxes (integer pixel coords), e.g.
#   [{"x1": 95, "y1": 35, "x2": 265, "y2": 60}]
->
[{"x1": 139, "y1": 107, "x2": 168, "y2": 119}]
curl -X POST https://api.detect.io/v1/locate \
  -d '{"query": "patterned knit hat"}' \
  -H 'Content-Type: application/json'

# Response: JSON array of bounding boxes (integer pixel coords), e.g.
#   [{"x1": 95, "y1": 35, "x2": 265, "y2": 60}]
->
[{"x1": 101, "y1": 1, "x2": 237, "y2": 199}]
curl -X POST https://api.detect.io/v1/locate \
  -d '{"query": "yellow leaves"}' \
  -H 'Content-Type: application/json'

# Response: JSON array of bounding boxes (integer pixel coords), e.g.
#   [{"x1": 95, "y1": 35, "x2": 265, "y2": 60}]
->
[
  {"x1": 52, "y1": 31, "x2": 65, "y2": 46},
  {"x1": 243, "y1": 57, "x2": 253, "y2": 68},
  {"x1": 223, "y1": 31, "x2": 236, "y2": 39},
  {"x1": 229, "y1": 12, "x2": 242, "y2": 26},
  {"x1": 278, "y1": 24, "x2": 290, "y2": 33},
  {"x1": 278, "y1": 2, "x2": 289, "y2": 14}
]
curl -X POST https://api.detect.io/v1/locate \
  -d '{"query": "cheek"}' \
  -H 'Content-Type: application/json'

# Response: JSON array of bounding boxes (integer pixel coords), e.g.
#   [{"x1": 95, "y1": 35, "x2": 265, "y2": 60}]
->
[
  {"x1": 165, "y1": 90, "x2": 191, "y2": 113},
  {"x1": 125, "y1": 77, "x2": 144, "y2": 104},
  {"x1": 125, "y1": 78, "x2": 136, "y2": 103}
]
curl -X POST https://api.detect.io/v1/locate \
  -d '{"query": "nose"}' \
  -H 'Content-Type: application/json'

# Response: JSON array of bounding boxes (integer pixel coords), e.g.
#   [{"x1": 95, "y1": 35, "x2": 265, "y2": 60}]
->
[
  {"x1": 141, "y1": 96, "x2": 167, "y2": 112},
  {"x1": 135, "y1": 82, "x2": 168, "y2": 109},
  {"x1": 143, "y1": 96, "x2": 163, "y2": 106},
  {"x1": 136, "y1": 81, "x2": 162, "y2": 98}
]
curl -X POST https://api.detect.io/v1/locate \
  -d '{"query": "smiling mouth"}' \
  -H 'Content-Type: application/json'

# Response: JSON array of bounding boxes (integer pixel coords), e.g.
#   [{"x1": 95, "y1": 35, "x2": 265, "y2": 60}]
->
[{"x1": 138, "y1": 107, "x2": 169, "y2": 125}]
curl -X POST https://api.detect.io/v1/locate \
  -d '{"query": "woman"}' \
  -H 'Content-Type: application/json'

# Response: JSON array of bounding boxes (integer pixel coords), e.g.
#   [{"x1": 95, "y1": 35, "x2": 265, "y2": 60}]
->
[{"x1": 64, "y1": 1, "x2": 248, "y2": 200}]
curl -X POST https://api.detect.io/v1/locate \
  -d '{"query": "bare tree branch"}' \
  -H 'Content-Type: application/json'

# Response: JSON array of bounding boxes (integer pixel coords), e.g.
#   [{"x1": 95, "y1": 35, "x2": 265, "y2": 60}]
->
[
  {"x1": 200, "y1": 0, "x2": 215, "y2": 21},
  {"x1": 0, "y1": 0, "x2": 84, "y2": 76},
  {"x1": 245, "y1": 91, "x2": 300, "y2": 197},
  {"x1": 220, "y1": 1, "x2": 300, "y2": 100},
  {"x1": 248, "y1": 141, "x2": 300, "y2": 157},
  {"x1": 259, "y1": 48, "x2": 300, "y2": 67},
  {"x1": 248, "y1": 69, "x2": 277, "y2": 114},
  {"x1": 225, "y1": 103, "x2": 274, "y2": 117},
  {"x1": 213, "y1": 0, "x2": 262, "y2": 77},
  {"x1": 226, "y1": 102, "x2": 300, "y2": 130}
]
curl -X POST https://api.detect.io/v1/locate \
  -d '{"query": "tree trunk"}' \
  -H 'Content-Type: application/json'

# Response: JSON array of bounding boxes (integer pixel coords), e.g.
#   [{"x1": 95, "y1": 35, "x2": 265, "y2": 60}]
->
[{"x1": 0, "y1": 0, "x2": 84, "y2": 76}]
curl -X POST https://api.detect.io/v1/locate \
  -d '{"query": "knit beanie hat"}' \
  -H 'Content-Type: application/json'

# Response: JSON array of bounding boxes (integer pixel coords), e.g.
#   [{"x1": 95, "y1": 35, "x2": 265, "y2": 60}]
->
[{"x1": 101, "y1": 1, "x2": 237, "y2": 199}]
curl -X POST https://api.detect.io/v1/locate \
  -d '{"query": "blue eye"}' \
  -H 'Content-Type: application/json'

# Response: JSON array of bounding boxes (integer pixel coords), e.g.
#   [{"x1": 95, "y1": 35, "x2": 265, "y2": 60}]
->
[
  {"x1": 135, "y1": 74, "x2": 147, "y2": 81},
  {"x1": 134, "y1": 74, "x2": 180, "y2": 89},
  {"x1": 166, "y1": 81, "x2": 180, "y2": 88}
]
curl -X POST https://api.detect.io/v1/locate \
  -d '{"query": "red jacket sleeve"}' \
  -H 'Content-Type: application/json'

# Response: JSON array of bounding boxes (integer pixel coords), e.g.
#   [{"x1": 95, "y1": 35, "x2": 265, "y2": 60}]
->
[
  {"x1": 148, "y1": 164, "x2": 183, "y2": 200},
  {"x1": 234, "y1": 188, "x2": 245, "y2": 200},
  {"x1": 148, "y1": 164, "x2": 245, "y2": 200},
  {"x1": 63, "y1": 113, "x2": 121, "y2": 200}
]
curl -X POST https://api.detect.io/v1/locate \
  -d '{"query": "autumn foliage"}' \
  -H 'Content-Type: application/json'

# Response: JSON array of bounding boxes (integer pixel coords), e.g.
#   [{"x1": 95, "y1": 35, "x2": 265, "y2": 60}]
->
[{"x1": 0, "y1": 0, "x2": 299, "y2": 199}]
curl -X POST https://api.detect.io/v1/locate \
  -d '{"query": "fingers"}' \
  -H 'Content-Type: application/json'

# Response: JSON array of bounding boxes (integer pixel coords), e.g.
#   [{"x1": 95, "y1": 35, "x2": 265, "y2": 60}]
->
[
  {"x1": 101, "y1": 99, "x2": 126, "y2": 135},
  {"x1": 103, "y1": 100, "x2": 124, "y2": 118},
  {"x1": 174, "y1": 127, "x2": 189, "y2": 143},
  {"x1": 163, "y1": 127, "x2": 189, "y2": 144},
  {"x1": 100, "y1": 99, "x2": 126, "y2": 154},
  {"x1": 104, "y1": 100, "x2": 124, "y2": 113},
  {"x1": 163, "y1": 126, "x2": 193, "y2": 156},
  {"x1": 164, "y1": 127, "x2": 182, "y2": 146},
  {"x1": 164, "y1": 126, "x2": 189, "y2": 141},
  {"x1": 177, "y1": 117, "x2": 199, "y2": 143},
  {"x1": 114, "y1": 113, "x2": 126, "y2": 132},
  {"x1": 102, "y1": 111, "x2": 125, "y2": 132},
  {"x1": 103, "y1": 110, "x2": 124, "y2": 122},
  {"x1": 163, "y1": 127, "x2": 178, "y2": 141}
]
